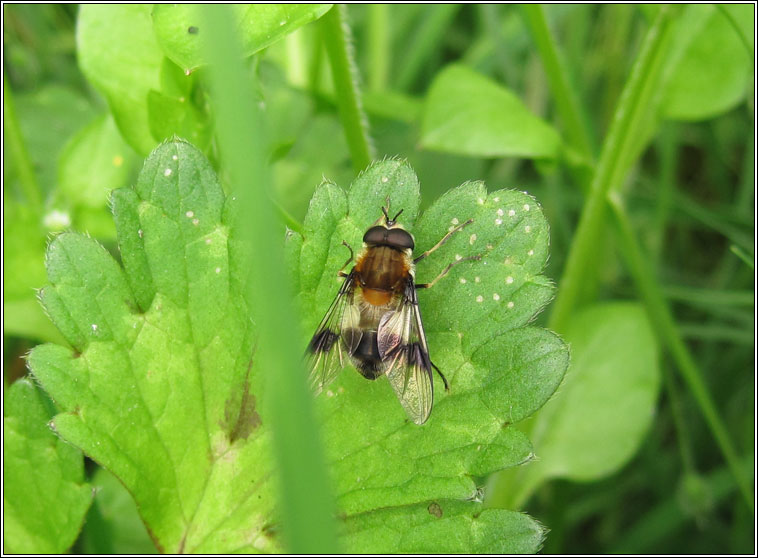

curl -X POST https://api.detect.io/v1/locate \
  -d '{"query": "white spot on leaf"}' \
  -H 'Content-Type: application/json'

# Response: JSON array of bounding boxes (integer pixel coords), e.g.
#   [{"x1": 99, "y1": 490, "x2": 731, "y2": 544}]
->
[
  {"x1": 459, "y1": 277, "x2": 467, "y2": 284},
  {"x1": 525, "y1": 225, "x2": 531, "y2": 233},
  {"x1": 469, "y1": 234, "x2": 477, "y2": 245},
  {"x1": 493, "y1": 293, "x2": 500, "y2": 301},
  {"x1": 164, "y1": 168, "x2": 172, "y2": 176},
  {"x1": 506, "y1": 276, "x2": 514, "y2": 284},
  {"x1": 507, "y1": 301, "x2": 514, "y2": 309},
  {"x1": 495, "y1": 218, "x2": 503, "y2": 226},
  {"x1": 476, "y1": 295, "x2": 483, "y2": 303},
  {"x1": 451, "y1": 217, "x2": 459, "y2": 225}
]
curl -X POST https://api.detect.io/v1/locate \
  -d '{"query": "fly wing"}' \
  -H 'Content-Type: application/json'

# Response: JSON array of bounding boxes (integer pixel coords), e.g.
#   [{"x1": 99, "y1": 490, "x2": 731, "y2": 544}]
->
[
  {"x1": 306, "y1": 271, "x2": 362, "y2": 394},
  {"x1": 377, "y1": 277, "x2": 434, "y2": 425}
]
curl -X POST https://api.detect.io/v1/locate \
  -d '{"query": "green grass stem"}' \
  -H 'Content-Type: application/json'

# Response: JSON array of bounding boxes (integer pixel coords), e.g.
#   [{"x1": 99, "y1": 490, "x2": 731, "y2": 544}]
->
[
  {"x1": 548, "y1": 7, "x2": 677, "y2": 333},
  {"x1": 321, "y1": 4, "x2": 375, "y2": 173},
  {"x1": 367, "y1": 4, "x2": 389, "y2": 91},
  {"x1": 395, "y1": 4, "x2": 459, "y2": 92},
  {"x1": 520, "y1": 4, "x2": 595, "y2": 159},
  {"x1": 3, "y1": 72, "x2": 43, "y2": 214},
  {"x1": 609, "y1": 197, "x2": 754, "y2": 513},
  {"x1": 199, "y1": 5, "x2": 339, "y2": 552}
]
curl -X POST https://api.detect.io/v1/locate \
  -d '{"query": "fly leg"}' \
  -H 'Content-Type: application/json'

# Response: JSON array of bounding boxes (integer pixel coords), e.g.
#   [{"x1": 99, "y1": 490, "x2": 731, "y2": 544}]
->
[
  {"x1": 415, "y1": 255, "x2": 481, "y2": 290},
  {"x1": 431, "y1": 361, "x2": 450, "y2": 392},
  {"x1": 416, "y1": 251, "x2": 480, "y2": 392},
  {"x1": 414, "y1": 218, "x2": 474, "y2": 264},
  {"x1": 337, "y1": 241, "x2": 354, "y2": 277}
]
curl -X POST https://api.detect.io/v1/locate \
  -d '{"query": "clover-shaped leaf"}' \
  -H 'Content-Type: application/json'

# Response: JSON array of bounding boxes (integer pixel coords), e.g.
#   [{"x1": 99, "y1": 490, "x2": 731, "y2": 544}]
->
[
  {"x1": 3, "y1": 379, "x2": 93, "y2": 553},
  {"x1": 29, "y1": 141, "x2": 567, "y2": 553}
]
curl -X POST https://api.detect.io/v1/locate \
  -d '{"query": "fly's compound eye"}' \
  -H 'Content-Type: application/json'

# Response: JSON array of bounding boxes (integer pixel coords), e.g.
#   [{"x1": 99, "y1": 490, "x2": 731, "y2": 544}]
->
[
  {"x1": 363, "y1": 226, "x2": 388, "y2": 245},
  {"x1": 386, "y1": 228, "x2": 415, "y2": 250}
]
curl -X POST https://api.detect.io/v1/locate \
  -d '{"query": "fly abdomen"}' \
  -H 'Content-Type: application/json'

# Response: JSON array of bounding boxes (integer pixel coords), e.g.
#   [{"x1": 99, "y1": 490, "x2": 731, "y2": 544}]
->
[{"x1": 352, "y1": 330, "x2": 383, "y2": 379}]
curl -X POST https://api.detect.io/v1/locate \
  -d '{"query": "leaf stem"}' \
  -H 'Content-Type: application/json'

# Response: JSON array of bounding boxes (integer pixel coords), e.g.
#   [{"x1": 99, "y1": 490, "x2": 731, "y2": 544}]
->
[
  {"x1": 200, "y1": 5, "x2": 340, "y2": 552},
  {"x1": 321, "y1": 4, "x2": 374, "y2": 173},
  {"x1": 520, "y1": 4, "x2": 595, "y2": 159},
  {"x1": 3, "y1": 72, "x2": 43, "y2": 214},
  {"x1": 548, "y1": 7, "x2": 677, "y2": 333},
  {"x1": 609, "y1": 196, "x2": 754, "y2": 513}
]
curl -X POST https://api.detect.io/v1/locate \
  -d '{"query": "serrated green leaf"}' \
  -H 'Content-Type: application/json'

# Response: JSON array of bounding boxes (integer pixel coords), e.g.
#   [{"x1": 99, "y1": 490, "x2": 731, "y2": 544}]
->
[
  {"x1": 3, "y1": 378, "x2": 94, "y2": 553},
  {"x1": 420, "y1": 64, "x2": 562, "y2": 160},
  {"x1": 30, "y1": 144, "x2": 566, "y2": 553},
  {"x1": 29, "y1": 140, "x2": 273, "y2": 553},
  {"x1": 343, "y1": 501, "x2": 546, "y2": 553},
  {"x1": 152, "y1": 4, "x2": 333, "y2": 72},
  {"x1": 77, "y1": 5, "x2": 164, "y2": 155},
  {"x1": 495, "y1": 302, "x2": 661, "y2": 507},
  {"x1": 291, "y1": 159, "x2": 568, "y2": 550},
  {"x1": 661, "y1": 4, "x2": 753, "y2": 121}
]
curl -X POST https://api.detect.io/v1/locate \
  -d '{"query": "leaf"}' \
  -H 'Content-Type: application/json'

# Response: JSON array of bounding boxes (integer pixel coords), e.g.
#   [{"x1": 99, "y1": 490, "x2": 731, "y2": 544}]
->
[
  {"x1": 343, "y1": 501, "x2": 545, "y2": 554},
  {"x1": 496, "y1": 302, "x2": 661, "y2": 507},
  {"x1": 29, "y1": 140, "x2": 272, "y2": 553},
  {"x1": 661, "y1": 4, "x2": 753, "y2": 121},
  {"x1": 420, "y1": 64, "x2": 562, "y2": 160},
  {"x1": 3, "y1": 378, "x2": 94, "y2": 553},
  {"x1": 29, "y1": 144, "x2": 566, "y2": 553},
  {"x1": 57, "y1": 113, "x2": 138, "y2": 210},
  {"x1": 77, "y1": 5, "x2": 164, "y2": 155},
  {"x1": 290, "y1": 159, "x2": 568, "y2": 551},
  {"x1": 152, "y1": 4, "x2": 333, "y2": 72},
  {"x1": 80, "y1": 468, "x2": 158, "y2": 554}
]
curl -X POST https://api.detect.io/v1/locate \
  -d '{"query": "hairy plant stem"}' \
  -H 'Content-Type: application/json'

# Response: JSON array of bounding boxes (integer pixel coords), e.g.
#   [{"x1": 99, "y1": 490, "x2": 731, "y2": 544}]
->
[{"x1": 321, "y1": 4, "x2": 374, "y2": 173}]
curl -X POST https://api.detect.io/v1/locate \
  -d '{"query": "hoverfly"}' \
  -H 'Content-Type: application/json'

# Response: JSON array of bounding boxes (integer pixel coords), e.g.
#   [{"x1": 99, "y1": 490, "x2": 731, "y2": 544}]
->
[{"x1": 306, "y1": 204, "x2": 477, "y2": 424}]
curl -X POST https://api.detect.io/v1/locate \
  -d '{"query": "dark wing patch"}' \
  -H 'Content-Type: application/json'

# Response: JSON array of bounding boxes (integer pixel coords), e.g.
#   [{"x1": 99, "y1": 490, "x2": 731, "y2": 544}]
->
[
  {"x1": 306, "y1": 271, "x2": 362, "y2": 394},
  {"x1": 377, "y1": 277, "x2": 434, "y2": 424}
]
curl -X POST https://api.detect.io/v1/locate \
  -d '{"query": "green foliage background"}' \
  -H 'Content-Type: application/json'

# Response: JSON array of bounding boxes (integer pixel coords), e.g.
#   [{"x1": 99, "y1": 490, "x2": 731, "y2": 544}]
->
[{"x1": 3, "y1": 4, "x2": 754, "y2": 554}]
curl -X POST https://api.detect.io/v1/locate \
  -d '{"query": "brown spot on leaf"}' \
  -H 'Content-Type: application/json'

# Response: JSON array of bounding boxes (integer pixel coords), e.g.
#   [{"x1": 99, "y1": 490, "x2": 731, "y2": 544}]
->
[
  {"x1": 428, "y1": 502, "x2": 443, "y2": 518},
  {"x1": 223, "y1": 359, "x2": 261, "y2": 442}
]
